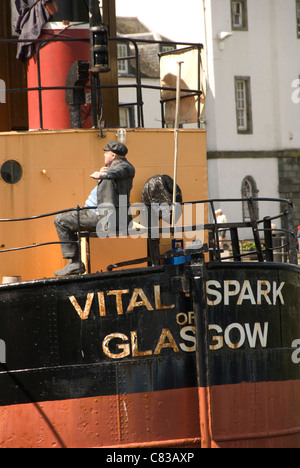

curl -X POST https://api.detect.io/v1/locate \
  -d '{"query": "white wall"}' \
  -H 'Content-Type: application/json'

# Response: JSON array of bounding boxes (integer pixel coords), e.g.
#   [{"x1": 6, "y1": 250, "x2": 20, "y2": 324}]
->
[
  {"x1": 206, "y1": 0, "x2": 300, "y2": 152},
  {"x1": 274, "y1": 0, "x2": 300, "y2": 148},
  {"x1": 119, "y1": 77, "x2": 162, "y2": 128},
  {"x1": 116, "y1": 0, "x2": 300, "y2": 151},
  {"x1": 208, "y1": 157, "x2": 280, "y2": 224},
  {"x1": 116, "y1": 0, "x2": 298, "y2": 225}
]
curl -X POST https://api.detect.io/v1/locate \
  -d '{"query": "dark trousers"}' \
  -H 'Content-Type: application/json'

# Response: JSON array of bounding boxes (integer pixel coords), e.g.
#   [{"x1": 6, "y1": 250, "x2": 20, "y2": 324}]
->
[{"x1": 54, "y1": 209, "x2": 99, "y2": 259}]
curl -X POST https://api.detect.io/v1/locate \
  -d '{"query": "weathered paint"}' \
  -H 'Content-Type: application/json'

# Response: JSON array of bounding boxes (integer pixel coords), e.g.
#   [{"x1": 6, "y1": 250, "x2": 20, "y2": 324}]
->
[
  {"x1": 0, "y1": 388, "x2": 200, "y2": 449},
  {"x1": 208, "y1": 381, "x2": 300, "y2": 448},
  {"x1": 0, "y1": 261, "x2": 298, "y2": 448},
  {"x1": 194, "y1": 262, "x2": 300, "y2": 448}
]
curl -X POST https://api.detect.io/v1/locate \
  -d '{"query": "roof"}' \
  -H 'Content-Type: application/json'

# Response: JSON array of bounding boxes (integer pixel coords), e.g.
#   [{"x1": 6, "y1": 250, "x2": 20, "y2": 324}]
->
[{"x1": 116, "y1": 17, "x2": 174, "y2": 78}]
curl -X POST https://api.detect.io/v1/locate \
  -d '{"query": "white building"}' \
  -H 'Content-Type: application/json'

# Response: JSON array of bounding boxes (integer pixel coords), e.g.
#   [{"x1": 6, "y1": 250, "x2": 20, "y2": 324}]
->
[
  {"x1": 202, "y1": 0, "x2": 300, "y2": 226},
  {"x1": 116, "y1": 17, "x2": 178, "y2": 129},
  {"x1": 204, "y1": 0, "x2": 300, "y2": 152},
  {"x1": 117, "y1": 1, "x2": 300, "y2": 226}
]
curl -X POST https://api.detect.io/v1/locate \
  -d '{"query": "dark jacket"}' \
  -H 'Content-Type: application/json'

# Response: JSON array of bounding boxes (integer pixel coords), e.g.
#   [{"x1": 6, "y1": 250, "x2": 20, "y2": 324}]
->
[
  {"x1": 97, "y1": 158, "x2": 135, "y2": 234},
  {"x1": 97, "y1": 157, "x2": 135, "y2": 207}
]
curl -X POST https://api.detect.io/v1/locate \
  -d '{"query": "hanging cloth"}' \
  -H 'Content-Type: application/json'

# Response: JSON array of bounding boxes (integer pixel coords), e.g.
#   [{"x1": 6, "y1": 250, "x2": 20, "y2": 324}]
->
[{"x1": 14, "y1": 0, "x2": 57, "y2": 62}]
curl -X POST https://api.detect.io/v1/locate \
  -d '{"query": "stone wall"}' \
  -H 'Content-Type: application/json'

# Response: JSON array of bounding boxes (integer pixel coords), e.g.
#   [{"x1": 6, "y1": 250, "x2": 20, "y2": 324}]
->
[{"x1": 278, "y1": 157, "x2": 300, "y2": 228}]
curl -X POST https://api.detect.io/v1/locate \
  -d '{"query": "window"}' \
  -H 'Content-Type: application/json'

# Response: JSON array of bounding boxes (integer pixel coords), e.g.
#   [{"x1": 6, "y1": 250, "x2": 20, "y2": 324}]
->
[
  {"x1": 117, "y1": 43, "x2": 129, "y2": 74},
  {"x1": 296, "y1": 1, "x2": 300, "y2": 37},
  {"x1": 234, "y1": 77, "x2": 253, "y2": 134},
  {"x1": 1, "y1": 160, "x2": 23, "y2": 184},
  {"x1": 231, "y1": 0, "x2": 248, "y2": 31},
  {"x1": 119, "y1": 106, "x2": 135, "y2": 128},
  {"x1": 241, "y1": 176, "x2": 259, "y2": 221},
  {"x1": 161, "y1": 45, "x2": 176, "y2": 54},
  {"x1": 236, "y1": 80, "x2": 247, "y2": 130},
  {"x1": 0, "y1": 79, "x2": 6, "y2": 104}
]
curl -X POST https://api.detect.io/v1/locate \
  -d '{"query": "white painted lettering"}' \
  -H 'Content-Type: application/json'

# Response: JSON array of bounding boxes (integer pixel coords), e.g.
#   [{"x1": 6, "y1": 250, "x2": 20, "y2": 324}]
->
[
  {"x1": 224, "y1": 323, "x2": 246, "y2": 349},
  {"x1": 209, "y1": 324, "x2": 223, "y2": 350},
  {"x1": 69, "y1": 285, "x2": 174, "y2": 319},
  {"x1": 127, "y1": 288, "x2": 154, "y2": 312},
  {"x1": 154, "y1": 328, "x2": 179, "y2": 354},
  {"x1": 245, "y1": 322, "x2": 269, "y2": 348},
  {"x1": 176, "y1": 311, "x2": 195, "y2": 326},
  {"x1": 176, "y1": 312, "x2": 188, "y2": 326},
  {"x1": 154, "y1": 285, "x2": 175, "y2": 310},
  {"x1": 206, "y1": 280, "x2": 285, "y2": 306},
  {"x1": 273, "y1": 281, "x2": 285, "y2": 305},
  {"x1": 206, "y1": 280, "x2": 222, "y2": 306},
  {"x1": 237, "y1": 280, "x2": 256, "y2": 305},
  {"x1": 224, "y1": 280, "x2": 240, "y2": 305},
  {"x1": 257, "y1": 281, "x2": 272, "y2": 305},
  {"x1": 209, "y1": 322, "x2": 269, "y2": 350},
  {"x1": 179, "y1": 326, "x2": 196, "y2": 352},
  {"x1": 69, "y1": 293, "x2": 94, "y2": 320},
  {"x1": 103, "y1": 333, "x2": 130, "y2": 359}
]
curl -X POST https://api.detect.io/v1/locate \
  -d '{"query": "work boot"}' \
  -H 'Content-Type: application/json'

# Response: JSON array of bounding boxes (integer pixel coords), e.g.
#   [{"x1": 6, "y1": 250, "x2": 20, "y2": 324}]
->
[{"x1": 55, "y1": 260, "x2": 86, "y2": 277}]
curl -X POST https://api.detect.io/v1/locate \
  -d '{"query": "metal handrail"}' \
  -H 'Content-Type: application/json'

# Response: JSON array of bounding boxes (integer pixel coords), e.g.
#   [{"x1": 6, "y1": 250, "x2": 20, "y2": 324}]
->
[
  {"x1": 1, "y1": 35, "x2": 203, "y2": 130},
  {"x1": 0, "y1": 198, "x2": 297, "y2": 266}
]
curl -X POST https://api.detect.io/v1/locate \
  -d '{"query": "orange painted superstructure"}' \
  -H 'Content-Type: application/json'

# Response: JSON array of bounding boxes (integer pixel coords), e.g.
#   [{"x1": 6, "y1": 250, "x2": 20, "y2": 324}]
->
[{"x1": 0, "y1": 128, "x2": 207, "y2": 282}]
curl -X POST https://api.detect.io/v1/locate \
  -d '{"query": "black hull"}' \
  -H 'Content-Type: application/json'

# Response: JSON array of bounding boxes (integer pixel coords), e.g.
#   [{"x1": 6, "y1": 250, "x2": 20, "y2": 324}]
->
[{"x1": 0, "y1": 262, "x2": 299, "y2": 447}]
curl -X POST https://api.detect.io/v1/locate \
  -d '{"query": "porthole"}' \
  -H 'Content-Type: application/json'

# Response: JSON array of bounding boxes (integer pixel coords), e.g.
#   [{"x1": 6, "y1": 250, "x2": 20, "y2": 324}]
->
[{"x1": 0, "y1": 160, "x2": 23, "y2": 184}]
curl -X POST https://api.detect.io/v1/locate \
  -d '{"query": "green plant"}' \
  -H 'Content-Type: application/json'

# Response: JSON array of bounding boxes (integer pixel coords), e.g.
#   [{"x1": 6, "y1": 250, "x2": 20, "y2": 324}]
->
[
  {"x1": 241, "y1": 241, "x2": 265, "y2": 252},
  {"x1": 241, "y1": 241, "x2": 257, "y2": 251}
]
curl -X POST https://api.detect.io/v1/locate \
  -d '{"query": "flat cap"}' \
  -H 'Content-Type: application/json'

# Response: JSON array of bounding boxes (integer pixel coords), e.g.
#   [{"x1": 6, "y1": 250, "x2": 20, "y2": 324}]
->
[{"x1": 103, "y1": 141, "x2": 128, "y2": 157}]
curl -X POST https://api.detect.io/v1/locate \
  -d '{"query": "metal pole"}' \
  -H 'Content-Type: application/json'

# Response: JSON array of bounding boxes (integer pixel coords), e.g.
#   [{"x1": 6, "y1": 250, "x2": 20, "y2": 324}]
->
[
  {"x1": 247, "y1": 197, "x2": 264, "y2": 262},
  {"x1": 192, "y1": 271, "x2": 212, "y2": 448},
  {"x1": 76, "y1": 206, "x2": 83, "y2": 274},
  {"x1": 263, "y1": 217, "x2": 274, "y2": 262},
  {"x1": 89, "y1": 0, "x2": 102, "y2": 128},
  {"x1": 172, "y1": 61, "x2": 183, "y2": 228},
  {"x1": 285, "y1": 201, "x2": 298, "y2": 265}
]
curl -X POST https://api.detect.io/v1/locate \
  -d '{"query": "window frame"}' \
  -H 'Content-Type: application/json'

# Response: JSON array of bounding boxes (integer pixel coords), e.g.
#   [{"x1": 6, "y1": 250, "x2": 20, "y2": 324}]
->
[
  {"x1": 231, "y1": 0, "x2": 248, "y2": 31},
  {"x1": 296, "y1": 0, "x2": 300, "y2": 38},
  {"x1": 241, "y1": 175, "x2": 259, "y2": 221},
  {"x1": 160, "y1": 45, "x2": 176, "y2": 54},
  {"x1": 119, "y1": 105, "x2": 135, "y2": 128},
  {"x1": 117, "y1": 43, "x2": 129, "y2": 75},
  {"x1": 234, "y1": 76, "x2": 253, "y2": 134}
]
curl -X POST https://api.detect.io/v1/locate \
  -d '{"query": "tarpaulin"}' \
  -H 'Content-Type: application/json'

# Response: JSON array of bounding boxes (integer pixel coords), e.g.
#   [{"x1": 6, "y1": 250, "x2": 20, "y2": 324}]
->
[{"x1": 14, "y1": 0, "x2": 56, "y2": 62}]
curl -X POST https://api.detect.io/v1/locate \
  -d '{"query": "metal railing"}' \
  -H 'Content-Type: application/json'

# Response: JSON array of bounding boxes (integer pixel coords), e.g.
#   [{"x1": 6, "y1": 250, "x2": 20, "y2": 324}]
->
[
  {"x1": 0, "y1": 34, "x2": 203, "y2": 130},
  {"x1": 0, "y1": 198, "x2": 297, "y2": 275},
  {"x1": 205, "y1": 197, "x2": 297, "y2": 264}
]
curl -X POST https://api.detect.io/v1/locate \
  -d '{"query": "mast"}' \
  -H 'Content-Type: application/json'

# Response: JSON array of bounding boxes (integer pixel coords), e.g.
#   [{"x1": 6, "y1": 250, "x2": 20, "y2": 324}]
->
[{"x1": 172, "y1": 61, "x2": 183, "y2": 228}]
